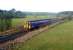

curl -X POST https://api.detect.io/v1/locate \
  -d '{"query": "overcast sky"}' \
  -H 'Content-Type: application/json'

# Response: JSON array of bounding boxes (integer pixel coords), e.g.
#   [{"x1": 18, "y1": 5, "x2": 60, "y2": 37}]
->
[{"x1": 0, "y1": 0, "x2": 73, "y2": 12}]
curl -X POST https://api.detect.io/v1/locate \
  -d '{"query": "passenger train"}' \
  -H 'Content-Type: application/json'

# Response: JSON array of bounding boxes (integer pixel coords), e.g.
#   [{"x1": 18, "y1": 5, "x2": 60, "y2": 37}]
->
[{"x1": 0, "y1": 17, "x2": 64, "y2": 42}]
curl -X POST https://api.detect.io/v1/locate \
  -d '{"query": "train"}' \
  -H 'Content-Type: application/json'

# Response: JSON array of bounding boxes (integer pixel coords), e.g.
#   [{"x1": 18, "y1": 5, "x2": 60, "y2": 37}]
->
[
  {"x1": 23, "y1": 19, "x2": 52, "y2": 30},
  {"x1": 23, "y1": 18, "x2": 62, "y2": 30},
  {"x1": 0, "y1": 18, "x2": 62, "y2": 42}
]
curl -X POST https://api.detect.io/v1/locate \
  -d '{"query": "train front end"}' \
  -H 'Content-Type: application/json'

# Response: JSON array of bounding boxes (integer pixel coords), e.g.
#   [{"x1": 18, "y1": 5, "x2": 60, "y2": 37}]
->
[{"x1": 23, "y1": 21, "x2": 31, "y2": 32}]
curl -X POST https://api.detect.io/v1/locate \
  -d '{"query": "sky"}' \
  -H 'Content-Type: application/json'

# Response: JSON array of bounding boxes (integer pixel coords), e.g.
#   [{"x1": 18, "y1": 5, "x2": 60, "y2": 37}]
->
[{"x1": 0, "y1": 0, "x2": 73, "y2": 12}]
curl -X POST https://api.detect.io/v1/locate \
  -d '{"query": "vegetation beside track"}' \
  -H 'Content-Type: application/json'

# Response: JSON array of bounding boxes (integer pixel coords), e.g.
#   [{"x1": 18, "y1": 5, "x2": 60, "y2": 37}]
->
[
  {"x1": 13, "y1": 20, "x2": 73, "y2": 50},
  {"x1": 12, "y1": 16, "x2": 53, "y2": 26}
]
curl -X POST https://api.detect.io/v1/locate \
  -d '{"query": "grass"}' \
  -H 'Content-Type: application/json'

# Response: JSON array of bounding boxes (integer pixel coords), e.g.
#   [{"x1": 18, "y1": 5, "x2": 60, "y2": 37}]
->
[
  {"x1": 12, "y1": 18, "x2": 25, "y2": 26},
  {"x1": 13, "y1": 20, "x2": 73, "y2": 50},
  {"x1": 11, "y1": 16, "x2": 53, "y2": 26}
]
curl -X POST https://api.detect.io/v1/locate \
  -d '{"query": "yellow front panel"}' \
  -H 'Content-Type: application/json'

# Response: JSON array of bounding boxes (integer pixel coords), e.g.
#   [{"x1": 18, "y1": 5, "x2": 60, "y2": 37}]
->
[
  {"x1": 26, "y1": 22, "x2": 28, "y2": 29},
  {"x1": 24, "y1": 21, "x2": 29, "y2": 30},
  {"x1": 24, "y1": 21, "x2": 27, "y2": 28},
  {"x1": 28, "y1": 22, "x2": 31, "y2": 30}
]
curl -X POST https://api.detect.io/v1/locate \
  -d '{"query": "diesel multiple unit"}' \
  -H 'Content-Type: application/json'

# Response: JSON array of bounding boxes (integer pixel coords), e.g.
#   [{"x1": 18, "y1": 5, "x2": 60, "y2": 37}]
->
[{"x1": 0, "y1": 18, "x2": 62, "y2": 42}]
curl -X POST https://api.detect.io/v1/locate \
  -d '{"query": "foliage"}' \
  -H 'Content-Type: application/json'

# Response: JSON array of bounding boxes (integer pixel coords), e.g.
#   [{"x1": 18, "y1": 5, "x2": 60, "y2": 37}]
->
[
  {"x1": 0, "y1": 9, "x2": 26, "y2": 31},
  {"x1": 57, "y1": 11, "x2": 73, "y2": 20}
]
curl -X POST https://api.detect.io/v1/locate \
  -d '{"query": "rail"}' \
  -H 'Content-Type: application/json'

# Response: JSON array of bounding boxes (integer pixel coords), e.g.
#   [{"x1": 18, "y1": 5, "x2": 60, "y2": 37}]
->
[{"x1": 0, "y1": 20, "x2": 65, "y2": 49}]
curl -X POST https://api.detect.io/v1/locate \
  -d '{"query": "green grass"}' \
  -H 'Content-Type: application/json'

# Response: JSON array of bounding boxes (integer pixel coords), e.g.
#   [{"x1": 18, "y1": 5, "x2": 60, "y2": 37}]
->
[
  {"x1": 11, "y1": 16, "x2": 51, "y2": 26},
  {"x1": 12, "y1": 18, "x2": 25, "y2": 26},
  {"x1": 25, "y1": 16, "x2": 54, "y2": 20},
  {"x1": 13, "y1": 20, "x2": 73, "y2": 50}
]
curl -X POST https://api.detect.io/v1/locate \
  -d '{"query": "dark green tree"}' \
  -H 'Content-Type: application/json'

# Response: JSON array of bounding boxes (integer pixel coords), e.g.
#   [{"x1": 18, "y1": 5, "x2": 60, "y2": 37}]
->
[
  {"x1": 0, "y1": 9, "x2": 15, "y2": 32},
  {"x1": 0, "y1": 9, "x2": 26, "y2": 32}
]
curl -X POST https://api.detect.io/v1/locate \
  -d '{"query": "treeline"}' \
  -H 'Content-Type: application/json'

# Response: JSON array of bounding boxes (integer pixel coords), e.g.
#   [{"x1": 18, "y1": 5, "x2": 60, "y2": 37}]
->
[
  {"x1": 0, "y1": 9, "x2": 26, "y2": 18},
  {"x1": 0, "y1": 9, "x2": 56, "y2": 18},
  {"x1": 24, "y1": 12, "x2": 56, "y2": 16},
  {"x1": 57, "y1": 11, "x2": 73, "y2": 20},
  {"x1": 0, "y1": 9, "x2": 26, "y2": 32}
]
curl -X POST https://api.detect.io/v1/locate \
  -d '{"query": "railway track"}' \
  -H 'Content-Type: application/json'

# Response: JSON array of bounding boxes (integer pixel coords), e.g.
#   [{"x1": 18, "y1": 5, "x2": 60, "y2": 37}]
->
[
  {"x1": 0, "y1": 20, "x2": 64, "y2": 49},
  {"x1": 0, "y1": 26, "x2": 49, "y2": 49},
  {"x1": 0, "y1": 18, "x2": 62, "y2": 43},
  {"x1": 14, "y1": 21, "x2": 64, "y2": 43}
]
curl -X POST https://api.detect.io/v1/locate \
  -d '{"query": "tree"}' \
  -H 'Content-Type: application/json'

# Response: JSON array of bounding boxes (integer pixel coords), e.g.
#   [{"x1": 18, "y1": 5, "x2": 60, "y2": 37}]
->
[
  {"x1": 0, "y1": 9, "x2": 26, "y2": 32},
  {"x1": 0, "y1": 9, "x2": 14, "y2": 32}
]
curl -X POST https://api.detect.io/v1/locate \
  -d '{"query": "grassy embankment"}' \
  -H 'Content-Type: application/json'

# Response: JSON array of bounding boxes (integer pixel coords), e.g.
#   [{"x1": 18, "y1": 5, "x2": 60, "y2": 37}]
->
[{"x1": 14, "y1": 20, "x2": 73, "y2": 50}]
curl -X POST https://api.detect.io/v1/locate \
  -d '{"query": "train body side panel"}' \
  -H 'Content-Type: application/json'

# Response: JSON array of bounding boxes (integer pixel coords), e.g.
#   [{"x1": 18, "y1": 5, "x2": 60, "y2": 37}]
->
[{"x1": 29, "y1": 19, "x2": 52, "y2": 29}]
